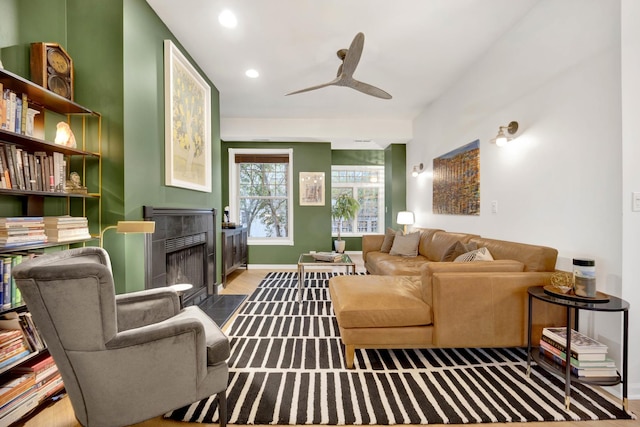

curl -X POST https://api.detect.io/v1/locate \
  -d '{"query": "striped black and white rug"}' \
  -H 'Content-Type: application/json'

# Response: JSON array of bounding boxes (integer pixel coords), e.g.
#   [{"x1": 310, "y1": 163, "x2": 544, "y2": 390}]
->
[{"x1": 166, "y1": 271, "x2": 634, "y2": 424}]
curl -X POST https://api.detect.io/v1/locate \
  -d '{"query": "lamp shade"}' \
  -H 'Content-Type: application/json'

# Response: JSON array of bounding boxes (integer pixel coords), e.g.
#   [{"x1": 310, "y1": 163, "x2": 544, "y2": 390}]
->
[
  {"x1": 396, "y1": 211, "x2": 414, "y2": 225},
  {"x1": 115, "y1": 221, "x2": 155, "y2": 234},
  {"x1": 100, "y1": 221, "x2": 156, "y2": 247}
]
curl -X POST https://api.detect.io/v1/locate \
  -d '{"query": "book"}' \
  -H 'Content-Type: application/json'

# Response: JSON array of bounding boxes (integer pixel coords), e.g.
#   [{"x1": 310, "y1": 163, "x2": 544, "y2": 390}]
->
[
  {"x1": 542, "y1": 327, "x2": 608, "y2": 354},
  {"x1": 43, "y1": 215, "x2": 88, "y2": 224},
  {"x1": 539, "y1": 343, "x2": 615, "y2": 368},
  {"x1": 570, "y1": 365, "x2": 618, "y2": 378},
  {"x1": 13, "y1": 354, "x2": 57, "y2": 384},
  {"x1": 2, "y1": 258, "x2": 11, "y2": 308},
  {"x1": 311, "y1": 252, "x2": 343, "y2": 262},
  {"x1": 0, "y1": 372, "x2": 35, "y2": 407},
  {"x1": 540, "y1": 335, "x2": 606, "y2": 361}
]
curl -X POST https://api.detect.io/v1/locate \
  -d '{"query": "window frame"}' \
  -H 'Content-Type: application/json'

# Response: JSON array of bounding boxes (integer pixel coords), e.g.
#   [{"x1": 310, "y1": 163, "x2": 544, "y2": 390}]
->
[
  {"x1": 331, "y1": 165, "x2": 385, "y2": 238},
  {"x1": 228, "y1": 148, "x2": 294, "y2": 246}
]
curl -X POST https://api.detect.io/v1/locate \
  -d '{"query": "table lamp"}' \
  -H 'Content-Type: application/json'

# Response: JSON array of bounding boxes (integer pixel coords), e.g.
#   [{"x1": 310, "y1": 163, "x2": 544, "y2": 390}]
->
[
  {"x1": 100, "y1": 221, "x2": 156, "y2": 247},
  {"x1": 396, "y1": 211, "x2": 414, "y2": 235}
]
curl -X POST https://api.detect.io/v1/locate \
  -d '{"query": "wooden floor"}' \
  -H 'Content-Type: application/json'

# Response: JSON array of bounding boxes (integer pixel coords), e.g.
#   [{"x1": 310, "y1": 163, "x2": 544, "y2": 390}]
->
[{"x1": 23, "y1": 257, "x2": 638, "y2": 427}]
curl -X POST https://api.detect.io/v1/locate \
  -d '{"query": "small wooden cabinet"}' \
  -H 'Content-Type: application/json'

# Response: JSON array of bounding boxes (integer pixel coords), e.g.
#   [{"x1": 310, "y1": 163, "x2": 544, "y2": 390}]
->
[{"x1": 221, "y1": 227, "x2": 247, "y2": 285}]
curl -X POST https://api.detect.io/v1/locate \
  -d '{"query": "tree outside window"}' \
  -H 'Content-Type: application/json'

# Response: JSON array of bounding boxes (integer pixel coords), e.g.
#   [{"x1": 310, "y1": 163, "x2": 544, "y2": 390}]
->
[{"x1": 229, "y1": 149, "x2": 293, "y2": 245}]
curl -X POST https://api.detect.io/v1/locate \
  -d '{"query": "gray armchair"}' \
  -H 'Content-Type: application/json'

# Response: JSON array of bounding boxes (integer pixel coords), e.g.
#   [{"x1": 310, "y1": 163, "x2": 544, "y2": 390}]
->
[{"x1": 13, "y1": 247, "x2": 229, "y2": 427}]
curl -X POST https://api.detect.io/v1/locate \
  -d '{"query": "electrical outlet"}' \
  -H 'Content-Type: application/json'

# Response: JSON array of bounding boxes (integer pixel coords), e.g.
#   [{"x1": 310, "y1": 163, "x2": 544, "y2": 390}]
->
[
  {"x1": 491, "y1": 200, "x2": 498, "y2": 214},
  {"x1": 633, "y1": 192, "x2": 640, "y2": 212}
]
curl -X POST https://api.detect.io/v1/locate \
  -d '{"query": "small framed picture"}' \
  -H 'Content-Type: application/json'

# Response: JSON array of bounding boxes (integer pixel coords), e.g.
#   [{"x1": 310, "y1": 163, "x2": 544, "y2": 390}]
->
[{"x1": 299, "y1": 172, "x2": 325, "y2": 206}]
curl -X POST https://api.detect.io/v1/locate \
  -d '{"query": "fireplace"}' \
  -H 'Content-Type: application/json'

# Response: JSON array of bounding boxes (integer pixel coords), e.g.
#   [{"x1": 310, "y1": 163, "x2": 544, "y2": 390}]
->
[{"x1": 143, "y1": 206, "x2": 216, "y2": 306}]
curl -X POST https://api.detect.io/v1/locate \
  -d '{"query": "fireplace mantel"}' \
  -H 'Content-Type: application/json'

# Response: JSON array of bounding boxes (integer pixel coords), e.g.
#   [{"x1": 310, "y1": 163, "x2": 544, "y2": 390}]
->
[{"x1": 143, "y1": 206, "x2": 217, "y2": 306}]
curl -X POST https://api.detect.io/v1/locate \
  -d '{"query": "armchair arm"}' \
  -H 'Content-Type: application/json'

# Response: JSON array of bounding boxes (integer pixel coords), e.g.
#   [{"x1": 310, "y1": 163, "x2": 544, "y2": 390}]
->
[
  {"x1": 362, "y1": 234, "x2": 385, "y2": 262},
  {"x1": 431, "y1": 271, "x2": 565, "y2": 347},
  {"x1": 115, "y1": 288, "x2": 181, "y2": 331}
]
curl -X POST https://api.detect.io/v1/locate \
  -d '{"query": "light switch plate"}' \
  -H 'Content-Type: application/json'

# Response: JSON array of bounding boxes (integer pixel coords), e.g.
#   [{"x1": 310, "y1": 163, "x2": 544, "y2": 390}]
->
[{"x1": 633, "y1": 192, "x2": 640, "y2": 212}]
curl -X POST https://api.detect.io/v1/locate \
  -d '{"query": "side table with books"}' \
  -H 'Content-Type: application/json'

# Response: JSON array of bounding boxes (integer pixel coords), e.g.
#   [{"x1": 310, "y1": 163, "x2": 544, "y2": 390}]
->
[{"x1": 526, "y1": 286, "x2": 629, "y2": 411}]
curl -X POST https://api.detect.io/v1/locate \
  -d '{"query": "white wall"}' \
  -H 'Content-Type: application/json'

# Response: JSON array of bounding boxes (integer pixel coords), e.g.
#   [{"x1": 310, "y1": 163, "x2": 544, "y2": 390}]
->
[
  {"x1": 621, "y1": 0, "x2": 640, "y2": 401},
  {"x1": 409, "y1": 0, "x2": 639, "y2": 398}
]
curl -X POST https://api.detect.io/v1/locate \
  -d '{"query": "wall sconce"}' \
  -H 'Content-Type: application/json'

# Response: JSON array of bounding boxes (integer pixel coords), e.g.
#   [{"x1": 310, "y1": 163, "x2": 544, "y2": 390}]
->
[
  {"x1": 396, "y1": 211, "x2": 414, "y2": 235},
  {"x1": 492, "y1": 121, "x2": 519, "y2": 147},
  {"x1": 411, "y1": 163, "x2": 424, "y2": 177},
  {"x1": 100, "y1": 221, "x2": 156, "y2": 247}
]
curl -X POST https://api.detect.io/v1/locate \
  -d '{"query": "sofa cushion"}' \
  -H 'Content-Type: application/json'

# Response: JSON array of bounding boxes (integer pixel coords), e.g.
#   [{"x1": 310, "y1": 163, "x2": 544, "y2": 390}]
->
[
  {"x1": 440, "y1": 241, "x2": 478, "y2": 262},
  {"x1": 425, "y1": 231, "x2": 478, "y2": 261},
  {"x1": 454, "y1": 247, "x2": 494, "y2": 262},
  {"x1": 416, "y1": 228, "x2": 443, "y2": 257},
  {"x1": 389, "y1": 231, "x2": 420, "y2": 256},
  {"x1": 365, "y1": 252, "x2": 429, "y2": 275},
  {"x1": 380, "y1": 227, "x2": 396, "y2": 253},
  {"x1": 329, "y1": 275, "x2": 432, "y2": 328}
]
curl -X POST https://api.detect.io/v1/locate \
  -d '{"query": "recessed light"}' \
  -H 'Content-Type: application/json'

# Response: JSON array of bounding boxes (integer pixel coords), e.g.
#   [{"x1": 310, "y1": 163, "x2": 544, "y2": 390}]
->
[
  {"x1": 218, "y1": 9, "x2": 237, "y2": 28},
  {"x1": 245, "y1": 69, "x2": 259, "y2": 78}
]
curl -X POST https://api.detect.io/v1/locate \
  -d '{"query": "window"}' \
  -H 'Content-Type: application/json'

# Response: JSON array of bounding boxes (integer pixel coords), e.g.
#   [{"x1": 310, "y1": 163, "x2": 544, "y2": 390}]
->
[
  {"x1": 229, "y1": 149, "x2": 293, "y2": 245},
  {"x1": 331, "y1": 165, "x2": 384, "y2": 236}
]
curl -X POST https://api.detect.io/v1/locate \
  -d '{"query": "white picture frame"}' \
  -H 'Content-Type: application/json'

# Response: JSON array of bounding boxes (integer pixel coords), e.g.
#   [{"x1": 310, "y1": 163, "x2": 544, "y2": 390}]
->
[
  {"x1": 299, "y1": 172, "x2": 325, "y2": 206},
  {"x1": 164, "y1": 40, "x2": 212, "y2": 192}
]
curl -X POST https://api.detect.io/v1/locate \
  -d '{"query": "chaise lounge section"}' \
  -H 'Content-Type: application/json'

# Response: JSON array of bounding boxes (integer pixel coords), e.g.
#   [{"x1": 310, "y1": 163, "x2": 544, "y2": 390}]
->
[{"x1": 329, "y1": 229, "x2": 566, "y2": 368}]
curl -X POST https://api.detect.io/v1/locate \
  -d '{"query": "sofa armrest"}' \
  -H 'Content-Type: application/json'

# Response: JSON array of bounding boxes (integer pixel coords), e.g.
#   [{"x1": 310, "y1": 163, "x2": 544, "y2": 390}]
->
[
  {"x1": 431, "y1": 272, "x2": 565, "y2": 347},
  {"x1": 115, "y1": 288, "x2": 181, "y2": 331},
  {"x1": 362, "y1": 234, "x2": 385, "y2": 262}
]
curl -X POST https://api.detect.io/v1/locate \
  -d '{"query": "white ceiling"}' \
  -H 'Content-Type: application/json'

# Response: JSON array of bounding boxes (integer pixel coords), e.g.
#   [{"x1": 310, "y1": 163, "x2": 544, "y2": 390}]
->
[{"x1": 146, "y1": 0, "x2": 539, "y2": 149}]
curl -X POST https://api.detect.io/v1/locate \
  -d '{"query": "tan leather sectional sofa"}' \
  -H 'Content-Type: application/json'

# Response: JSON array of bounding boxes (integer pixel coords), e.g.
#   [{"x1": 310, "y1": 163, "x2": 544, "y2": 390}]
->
[{"x1": 329, "y1": 228, "x2": 566, "y2": 368}]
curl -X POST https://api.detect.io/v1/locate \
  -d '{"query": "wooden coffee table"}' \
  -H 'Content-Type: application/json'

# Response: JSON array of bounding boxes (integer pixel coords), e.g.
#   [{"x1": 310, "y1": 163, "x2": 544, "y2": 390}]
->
[{"x1": 297, "y1": 253, "x2": 356, "y2": 302}]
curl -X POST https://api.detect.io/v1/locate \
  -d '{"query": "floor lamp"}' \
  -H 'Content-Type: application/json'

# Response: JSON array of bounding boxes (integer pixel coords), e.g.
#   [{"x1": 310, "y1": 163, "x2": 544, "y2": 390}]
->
[{"x1": 99, "y1": 221, "x2": 156, "y2": 247}]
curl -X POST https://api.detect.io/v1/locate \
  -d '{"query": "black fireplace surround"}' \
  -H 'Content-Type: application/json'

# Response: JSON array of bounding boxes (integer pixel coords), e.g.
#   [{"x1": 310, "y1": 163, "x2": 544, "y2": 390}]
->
[{"x1": 143, "y1": 206, "x2": 217, "y2": 306}]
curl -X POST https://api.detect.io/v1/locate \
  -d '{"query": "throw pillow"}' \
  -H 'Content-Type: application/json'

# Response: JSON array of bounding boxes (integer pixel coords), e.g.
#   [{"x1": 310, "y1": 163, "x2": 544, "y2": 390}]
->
[
  {"x1": 389, "y1": 231, "x2": 420, "y2": 257},
  {"x1": 380, "y1": 227, "x2": 396, "y2": 253},
  {"x1": 454, "y1": 246, "x2": 494, "y2": 262},
  {"x1": 440, "y1": 241, "x2": 478, "y2": 262}
]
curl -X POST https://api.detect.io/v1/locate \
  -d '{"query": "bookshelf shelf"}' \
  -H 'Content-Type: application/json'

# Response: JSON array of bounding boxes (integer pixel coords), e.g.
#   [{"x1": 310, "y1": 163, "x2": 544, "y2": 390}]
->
[
  {"x1": 0, "y1": 67, "x2": 102, "y2": 424},
  {"x1": 526, "y1": 286, "x2": 630, "y2": 412}
]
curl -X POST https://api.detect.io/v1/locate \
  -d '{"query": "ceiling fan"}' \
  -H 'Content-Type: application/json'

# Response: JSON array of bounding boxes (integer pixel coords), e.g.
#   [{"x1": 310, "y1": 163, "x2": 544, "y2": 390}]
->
[{"x1": 286, "y1": 32, "x2": 392, "y2": 100}]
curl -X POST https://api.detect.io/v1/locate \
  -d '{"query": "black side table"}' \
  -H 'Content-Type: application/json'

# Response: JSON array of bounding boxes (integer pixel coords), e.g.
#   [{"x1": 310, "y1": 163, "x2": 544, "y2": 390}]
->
[{"x1": 526, "y1": 286, "x2": 629, "y2": 411}]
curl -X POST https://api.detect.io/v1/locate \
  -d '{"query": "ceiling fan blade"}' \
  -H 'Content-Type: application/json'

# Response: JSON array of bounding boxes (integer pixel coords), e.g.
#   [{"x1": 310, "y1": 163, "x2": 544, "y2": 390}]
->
[
  {"x1": 285, "y1": 79, "x2": 337, "y2": 96},
  {"x1": 349, "y1": 79, "x2": 392, "y2": 99},
  {"x1": 341, "y1": 32, "x2": 364, "y2": 77}
]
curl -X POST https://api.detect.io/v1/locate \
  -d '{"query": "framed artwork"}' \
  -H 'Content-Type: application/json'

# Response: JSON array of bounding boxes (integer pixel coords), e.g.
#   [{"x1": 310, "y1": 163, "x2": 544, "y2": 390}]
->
[
  {"x1": 164, "y1": 40, "x2": 212, "y2": 192},
  {"x1": 299, "y1": 172, "x2": 325, "y2": 206},
  {"x1": 433, "y1": 139, "x2": 480, "y2": 215}
]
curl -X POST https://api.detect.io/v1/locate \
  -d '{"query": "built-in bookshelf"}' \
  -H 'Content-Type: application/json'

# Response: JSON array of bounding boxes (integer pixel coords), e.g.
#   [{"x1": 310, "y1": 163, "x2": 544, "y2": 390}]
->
[{"x1": 0, "y1": 67, "x2": 102, "y2": 424}]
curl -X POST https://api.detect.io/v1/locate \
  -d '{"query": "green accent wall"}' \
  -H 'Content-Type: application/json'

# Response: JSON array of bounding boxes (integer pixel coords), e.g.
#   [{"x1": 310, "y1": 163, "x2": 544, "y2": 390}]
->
[
  {"x1": 385, "y1": 144, "x2": 407, "y2": 229},
  {"x1": 0, "y1": 0, "x2": 222, "y2": 293},
  {"x1": 331, "y1": 150, "x2": 384, "y2": 166},
  {"x1": 222, "y1": 144, "x2": 403, "y2": 263},
  {"x1": 222, "y1": 141, "x2": 333, "y2": 264}
]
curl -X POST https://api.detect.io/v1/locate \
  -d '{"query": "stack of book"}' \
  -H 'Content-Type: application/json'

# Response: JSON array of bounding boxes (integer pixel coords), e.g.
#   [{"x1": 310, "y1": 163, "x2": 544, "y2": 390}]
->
[
  {"x1": 0, "y1": 328, "x2": 30, "y2": 371},
  {"x1": 0, "y1": 217, "x2": 47, "y2": 248},
  {"x1": 43, "y1": 216, "x2": 90, "y2": 243},
  {"x1": 0, "y1": 353, "x2": 64, "y2": 425},
  {"x1": 540, "y1": 327, "x2": 617, "y2": 378},
  {"x1": 311, "y1": 252, "x2": 343, "y2": 262}
]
